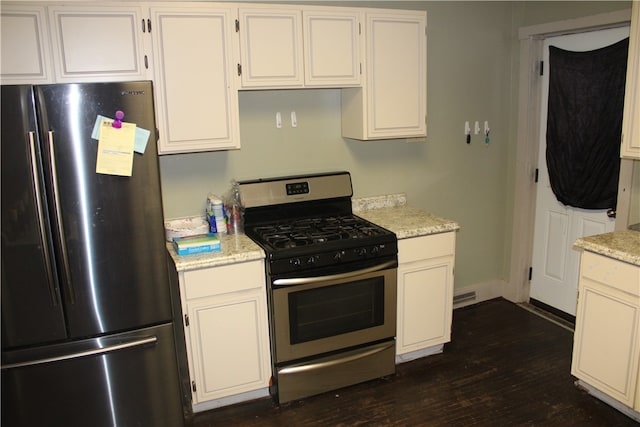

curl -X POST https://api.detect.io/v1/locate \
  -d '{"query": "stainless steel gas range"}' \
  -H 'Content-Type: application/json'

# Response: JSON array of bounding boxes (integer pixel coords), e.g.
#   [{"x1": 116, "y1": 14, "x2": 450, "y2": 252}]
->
[{"x1": 238, "y1": 171, "x2": 398, "y2": 404}]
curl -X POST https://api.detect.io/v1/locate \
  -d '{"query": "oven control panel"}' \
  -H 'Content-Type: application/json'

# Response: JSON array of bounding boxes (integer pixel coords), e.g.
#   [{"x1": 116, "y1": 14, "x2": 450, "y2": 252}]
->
[
  {"x1": 269, "y1": 242, "x2": 398, "y2": 275},
  {"x1": 286, "y1": 181, "x2": 309, "y2": 195}
]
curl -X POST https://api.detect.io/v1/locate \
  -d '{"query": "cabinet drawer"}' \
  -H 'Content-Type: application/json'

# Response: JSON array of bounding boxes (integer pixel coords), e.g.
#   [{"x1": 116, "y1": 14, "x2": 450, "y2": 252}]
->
[
  {"x1": 581, "y1": 252, "x2": 640, "y2": 297},
  {"x1": 184, "y1": 261, "x2": 265, "y2": 300},
  {"x1": 398, "y1": 232, "x2": 455, "y2": 264}
]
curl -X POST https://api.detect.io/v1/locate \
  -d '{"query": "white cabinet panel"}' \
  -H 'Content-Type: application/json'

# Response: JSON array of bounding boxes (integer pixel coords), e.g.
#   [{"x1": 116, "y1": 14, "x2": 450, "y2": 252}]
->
[
  {"x1": 621, "y1": 1, "x2": 640, "y2": 159},
  {"x1": 396, "y1": 232, "x2": 455, "y2": 358},
  {"x1": 48, "y1": 6, "x2": 148, "y2": 82},
  {"x1": 303, "y1": 10, "x2": 361, "y2": 86},
  {"x1": 1, "y1": 5, "x2": 52, "y2": 84},
  {"x1": 572, "y1": 251, "x2": 640, "y2": 408},
  {"x1": 238, "y1": 7, "x2": 303, "y2": 88},
  {"x1": 188, "y1": 292, "x2": 270, "y2": 403},
  {"x1": 150, "y1": 6, "x2": 239, "y2": 154},
  {"x1": 178, "y1": 260, "x2": 271, "y2": 408},
  {"x1": 342, "y1": 9, "x2": 427, "y2": 140}
]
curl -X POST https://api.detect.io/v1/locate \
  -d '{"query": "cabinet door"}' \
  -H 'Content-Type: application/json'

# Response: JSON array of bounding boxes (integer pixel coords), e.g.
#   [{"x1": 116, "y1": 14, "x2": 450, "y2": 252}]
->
[
  {"x1": 238, "y1": 7, "x2": 304, "y2": 88},
  {"x1": 621, "y1": 1, "x2": 640, "y2": 159},
  {"x1": 342, "y1": 10, "x2": 427, "y2": 140},
  {"x1": 571, "y1": 254, "x2": 640, "y2": 407},
  {"x1": 48, "y1": 6, "x2": 148, "y2": 83},
  {"x1": 187, "y1": 290, "x2": 271, "y2": 404},
  {"x1": 303, "y1": 9, "x2": 361, "y2": 87},
  {"x1": 396, "y1": 233, "x2": 455, "y2": 356},
  {"x1": 150, "y1": 6, "x2": 239, "y2": 154},
  {"x1": 397, "y1": 259, "x2": 453, "y2": 354},
  {"x1": 1, "y1": 5, "x2": 52, "y2": 84}
]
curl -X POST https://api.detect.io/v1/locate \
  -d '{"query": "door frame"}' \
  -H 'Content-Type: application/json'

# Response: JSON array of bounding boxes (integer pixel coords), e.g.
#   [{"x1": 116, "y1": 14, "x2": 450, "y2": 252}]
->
[{"x1": 506, "y1": 8, "x2": 633, "y2": 304}]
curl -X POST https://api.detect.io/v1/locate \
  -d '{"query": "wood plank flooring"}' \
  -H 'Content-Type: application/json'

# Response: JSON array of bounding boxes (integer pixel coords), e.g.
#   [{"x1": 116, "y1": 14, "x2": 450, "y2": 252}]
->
[{"x1": 185, "y1": 298, "x2": 638, "y2": 426}]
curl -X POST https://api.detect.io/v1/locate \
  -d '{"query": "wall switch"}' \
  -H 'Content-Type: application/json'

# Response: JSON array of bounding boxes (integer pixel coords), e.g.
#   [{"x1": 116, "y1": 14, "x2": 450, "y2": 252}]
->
[
  {"x1": 291, "y1": 111, "x2": 297, "y2": 128},
  {"x1": 474, "y1": 121, "x2": 480, "y2": 135},
  {"x1": 276, "y1": 112, "x2": 282, "y2": 129}
]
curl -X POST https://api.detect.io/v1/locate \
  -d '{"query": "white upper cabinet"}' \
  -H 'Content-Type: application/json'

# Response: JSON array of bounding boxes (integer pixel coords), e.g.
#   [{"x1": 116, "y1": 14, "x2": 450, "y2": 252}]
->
[
  {"x1": 237, "y1": 6, "x2": 304, "y2": 88},
  {"x1": 1, "y1": 4, "x2": 53, "y2": 84},
  {"x1": 236, "y1": 5, "x2": 362, "y2": 89},
  {"x1": 621, "y1": 1, "x2": 640, "y2": 159},
  {"x1": 303, "y1": 9, "x2": 361, "y2": 87},
  {"x1": 342, "y1": 9, "x2": 427, "y2": 140},
  {"x1": 149, "y1": 5, "x2": 240, "y2": 154},
  {"x1": 47, "y1": 5, "x2": 149, "y2": 83}
]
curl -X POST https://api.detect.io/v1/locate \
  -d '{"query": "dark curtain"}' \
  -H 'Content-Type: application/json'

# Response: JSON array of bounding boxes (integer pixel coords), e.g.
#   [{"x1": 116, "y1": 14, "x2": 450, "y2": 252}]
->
[{"x1": 546, "y1": 37, "x2": 628, "y2": 210}]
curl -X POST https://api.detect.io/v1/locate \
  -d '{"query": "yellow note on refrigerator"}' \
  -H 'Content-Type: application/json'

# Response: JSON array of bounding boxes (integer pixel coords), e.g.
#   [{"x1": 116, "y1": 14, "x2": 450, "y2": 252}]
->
[{"x1": 96, "y1": 121, "x2": 136, "y2": 176}]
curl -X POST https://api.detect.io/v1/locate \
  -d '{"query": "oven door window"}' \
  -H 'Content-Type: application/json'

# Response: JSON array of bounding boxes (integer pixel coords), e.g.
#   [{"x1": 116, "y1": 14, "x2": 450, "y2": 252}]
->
[{"x1": 288, "y1": 277, "x2": 384, "y2": 344}]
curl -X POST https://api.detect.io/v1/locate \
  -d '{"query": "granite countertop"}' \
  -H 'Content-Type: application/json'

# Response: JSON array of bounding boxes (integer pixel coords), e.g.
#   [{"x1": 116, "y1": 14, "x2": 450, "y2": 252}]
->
[
  {"x1": 353, "y1": 194, "x2": 460, "y2": 239},
  {"x1": 167, "y1": 232, "x2": 264, "y2": 272},
  {"x1": 574, "y1": 230, "x2": 640, "y2": 266},
  {"x1": 166, "y1": 193, "x2": 459, "y2": 271}
]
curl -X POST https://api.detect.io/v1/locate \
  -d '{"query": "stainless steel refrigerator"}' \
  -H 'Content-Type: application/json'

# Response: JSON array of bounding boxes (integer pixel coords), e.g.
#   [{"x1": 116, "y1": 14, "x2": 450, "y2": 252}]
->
[{"x1": 1, "y1": 82, "x2": 184, "y2": 426}]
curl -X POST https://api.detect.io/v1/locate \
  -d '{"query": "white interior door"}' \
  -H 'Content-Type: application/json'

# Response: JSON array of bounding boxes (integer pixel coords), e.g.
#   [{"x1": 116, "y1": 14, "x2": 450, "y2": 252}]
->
[{"x1": 530, "y1": 26, "x2": 629, "y2": 316}]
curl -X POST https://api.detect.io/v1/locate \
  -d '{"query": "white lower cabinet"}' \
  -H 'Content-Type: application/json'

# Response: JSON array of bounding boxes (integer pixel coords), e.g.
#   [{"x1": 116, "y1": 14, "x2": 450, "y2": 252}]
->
[
  {"x1": 179, "y1": 260, "x2": 271, "y2": 408},
  {"x1": 571, "y1": 251, "x2": 640, "y2": 409},
  {"x1": 396, "y1": 232, "x2": 455, "y2": 360}
]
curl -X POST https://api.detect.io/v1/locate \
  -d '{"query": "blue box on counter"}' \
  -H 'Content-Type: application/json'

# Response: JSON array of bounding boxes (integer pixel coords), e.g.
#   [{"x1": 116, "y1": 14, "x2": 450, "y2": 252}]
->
[{"x1": 173, "y1": 233, "x2": 221, "y2": 255}]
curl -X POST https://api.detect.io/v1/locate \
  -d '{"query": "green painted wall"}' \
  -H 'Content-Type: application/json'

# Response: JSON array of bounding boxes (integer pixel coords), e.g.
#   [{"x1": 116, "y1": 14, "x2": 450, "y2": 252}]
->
[{"x1": 159, "y1": 1, "x2": 631, "y2": 291}]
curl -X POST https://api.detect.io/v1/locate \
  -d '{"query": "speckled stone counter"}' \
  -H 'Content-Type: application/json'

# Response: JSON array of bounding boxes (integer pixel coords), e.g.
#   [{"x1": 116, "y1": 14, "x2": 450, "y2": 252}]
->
[
  {"x1": 574, "y1": 230, "x2": 640, "y2": 266},
  {"x1": 167, "y1": 233, "x2": 264, "y2": 272},
  {"x1": 353, "y1": 193, "x2": 460, "y2": 239},
  {"x1": 166, "y1": 194, "x2": 459, "y2": 270}
]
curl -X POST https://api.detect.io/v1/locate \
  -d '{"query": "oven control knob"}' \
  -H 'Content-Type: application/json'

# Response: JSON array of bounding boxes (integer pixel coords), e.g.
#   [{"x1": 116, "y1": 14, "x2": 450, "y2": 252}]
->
[
  {"x1": 371, "y1": 245, "x2": 380, "y2": 255},
  {"x1": 306, "y1": 256, "x2": 316, "y2": 265},
  {"x1": 290, "y1": 258, "x2": 302, "y2": 267},
  {"x1": 334, "y1": 251, "x2": 344, "y2": 261},
  {"x1": 358, "y1": 248, "x2": 368, "y2": 257}
]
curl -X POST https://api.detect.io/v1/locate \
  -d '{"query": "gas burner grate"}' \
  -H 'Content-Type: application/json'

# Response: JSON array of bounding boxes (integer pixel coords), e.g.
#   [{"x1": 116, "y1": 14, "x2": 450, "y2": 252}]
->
[{"x1": 250, "y1": 215, "x2": 388, "y2": 250}]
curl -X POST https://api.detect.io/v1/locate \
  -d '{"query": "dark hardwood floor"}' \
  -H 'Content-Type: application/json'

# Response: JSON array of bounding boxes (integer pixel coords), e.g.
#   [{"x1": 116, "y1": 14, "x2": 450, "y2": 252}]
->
[{"x1": 185, "y1": 298, "x2": 638, "y2": 426}]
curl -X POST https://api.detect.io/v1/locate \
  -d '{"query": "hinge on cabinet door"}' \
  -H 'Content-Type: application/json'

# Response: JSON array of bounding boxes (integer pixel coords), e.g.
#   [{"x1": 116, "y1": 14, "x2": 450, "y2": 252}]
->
[
  {"x1": 359, "y1": 22, "x2": 361, "y2": 35},
  {"x1": 237, "y1": 64, "x2": 242, "y2": 76},
  {"x1": 534, "y1": 168, "x2": 539, "y2": 183},
  {"x1": 184, "y1": 314, "x2": 189, "y2": 327},
  {"x1": 191, "y1": 381, "x2": 197, "y2": 393},
  {"x1": 235, "y1": 19, "x2": 240, "y2": 32},
  {"x1": 539, "y1": 60, "x2": 544, "y2": 76},
  {"x1": 528, "y1": 267, "x2": 533, "y2": 281}
]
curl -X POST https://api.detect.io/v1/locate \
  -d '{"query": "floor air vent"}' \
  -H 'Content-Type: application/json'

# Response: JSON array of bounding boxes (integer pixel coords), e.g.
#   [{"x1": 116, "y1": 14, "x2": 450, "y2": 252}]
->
[{"x1": 453, "y1": 291, "x2": 477, "y2": 306}]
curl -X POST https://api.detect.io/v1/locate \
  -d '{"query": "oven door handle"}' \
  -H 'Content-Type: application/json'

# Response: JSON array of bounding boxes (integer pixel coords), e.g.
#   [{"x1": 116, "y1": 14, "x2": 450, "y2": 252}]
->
[
  {"x1": 278, "y1": 340, "x2": 394, "y2": 375},
  {"x1": 272, "y1": 259, "x2": 396, "y2": 287}
]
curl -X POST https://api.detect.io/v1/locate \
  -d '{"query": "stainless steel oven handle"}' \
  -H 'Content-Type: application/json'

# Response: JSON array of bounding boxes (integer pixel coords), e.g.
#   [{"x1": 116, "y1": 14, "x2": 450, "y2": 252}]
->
[
  {"x1": 278, "y1": 341, "x2": 394, "y2": 375},
  {"x1": 273, "y1": 260, "x2": 396, "y2": 287}
]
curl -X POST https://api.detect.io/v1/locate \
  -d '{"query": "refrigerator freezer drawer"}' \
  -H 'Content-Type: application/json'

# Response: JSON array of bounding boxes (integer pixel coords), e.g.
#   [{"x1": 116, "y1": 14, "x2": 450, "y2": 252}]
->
[{"x1": 1, "y1": 323, "x2": 183, "y2": 427}]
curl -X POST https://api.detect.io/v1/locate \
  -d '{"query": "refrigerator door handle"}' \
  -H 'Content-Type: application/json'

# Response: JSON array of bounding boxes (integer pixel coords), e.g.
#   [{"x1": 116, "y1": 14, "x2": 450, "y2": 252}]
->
[
  {"x1": 1, "y1": 335, "x2": 158, "y2": 370},
  {"x1": 46, "y1": 130, "x2": 75, "y2": 304},
  {"x1": 28, "y1": 131, "x2": 58, "y2": 306}
]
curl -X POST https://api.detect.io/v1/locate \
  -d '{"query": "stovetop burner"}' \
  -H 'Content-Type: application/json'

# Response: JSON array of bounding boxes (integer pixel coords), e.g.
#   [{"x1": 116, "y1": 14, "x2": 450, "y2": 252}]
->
[
  {"x1": 238, "y1": 171, "x2": 398, "y2": 274},
  {"x1": 252, "y1": 215, "x2": 389, "y2": 250}
]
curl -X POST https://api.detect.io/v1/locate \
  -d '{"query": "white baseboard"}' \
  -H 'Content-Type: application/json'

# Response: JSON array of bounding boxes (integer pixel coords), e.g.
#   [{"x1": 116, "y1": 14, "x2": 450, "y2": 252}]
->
[
  {"x1": 453, "y1": 279, "x2": 506, "y2": 309},
  {"x1": 192, "y1": 388, "x2": 270, "y2": 413},
  {"x1": 576, "y1": 380, "x2": 640, "y2": 422},
  {"x1": 396, "y1": 344, "x2": 444, "y2": 364}
]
